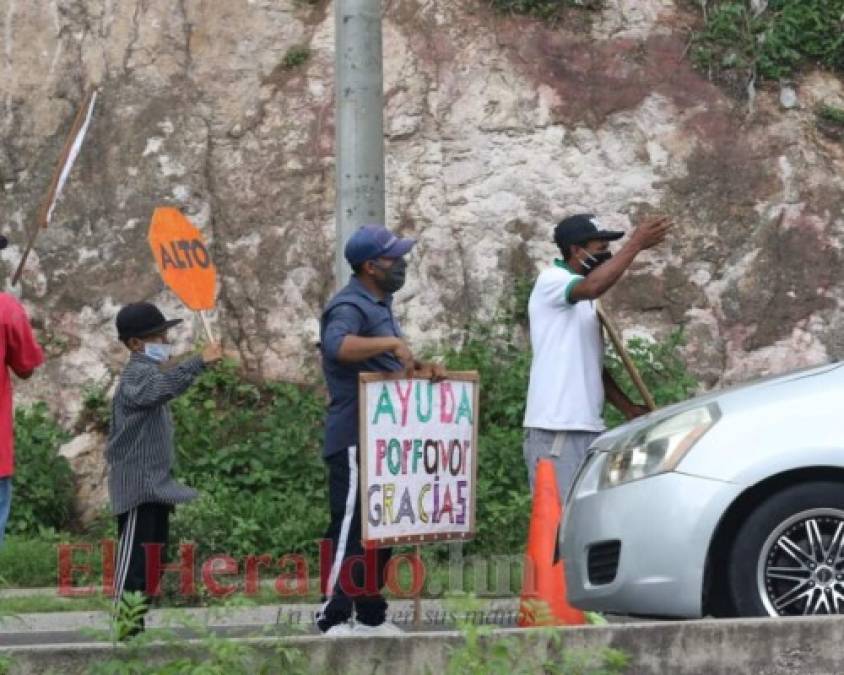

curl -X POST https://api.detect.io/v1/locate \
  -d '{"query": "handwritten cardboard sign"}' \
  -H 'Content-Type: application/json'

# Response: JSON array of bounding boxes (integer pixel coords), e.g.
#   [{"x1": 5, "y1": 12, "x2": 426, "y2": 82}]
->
[
  {"x1": 148, "y1": 207, "x2": 216, "y2": 311},
  {"x1": 359, "y1": 372, "x2": 479, "y2": 546}
]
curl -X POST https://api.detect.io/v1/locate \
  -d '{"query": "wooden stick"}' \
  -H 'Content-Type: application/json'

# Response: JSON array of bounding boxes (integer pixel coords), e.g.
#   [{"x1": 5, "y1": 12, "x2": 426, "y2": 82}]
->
[
  {"x1": 198, "y1": 310, "x2": 214, "y2": 343},
  {"x1": 413, "y1": 544, "x2": 422, "y2": 628},
  {"x1": 596, "y1": 303, "x2": 657, "y2": 412},
  {"x1": 13, "y1": 89, "x2": 97, "y2": 286},
  {"x1": 12, "y1": 223, "x2": 41, "y2": 287}
]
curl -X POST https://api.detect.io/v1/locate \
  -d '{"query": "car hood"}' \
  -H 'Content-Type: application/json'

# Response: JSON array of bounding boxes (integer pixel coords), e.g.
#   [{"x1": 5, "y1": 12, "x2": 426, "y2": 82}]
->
[{"x1": 592, "y1": 361, "x2": 843, "y2": 450}]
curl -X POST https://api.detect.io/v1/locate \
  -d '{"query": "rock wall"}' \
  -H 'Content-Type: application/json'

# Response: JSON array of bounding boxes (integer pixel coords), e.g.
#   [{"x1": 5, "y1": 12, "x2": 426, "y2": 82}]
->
[{"x1": 2, "y1": 0, "x2": 844, "y2": 423}]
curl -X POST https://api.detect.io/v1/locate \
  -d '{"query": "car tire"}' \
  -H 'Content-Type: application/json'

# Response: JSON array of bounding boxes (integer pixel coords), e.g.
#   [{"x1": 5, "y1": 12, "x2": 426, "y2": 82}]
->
[{"x1": 727, "y1": 481, "x2": 844, "y2": 617}]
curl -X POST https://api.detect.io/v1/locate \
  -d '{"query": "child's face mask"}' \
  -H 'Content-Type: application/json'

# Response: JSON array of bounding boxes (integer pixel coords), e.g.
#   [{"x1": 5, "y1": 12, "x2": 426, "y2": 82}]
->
[{"x1": 144, "y1": 342, "x2": 173, "y2": 363}]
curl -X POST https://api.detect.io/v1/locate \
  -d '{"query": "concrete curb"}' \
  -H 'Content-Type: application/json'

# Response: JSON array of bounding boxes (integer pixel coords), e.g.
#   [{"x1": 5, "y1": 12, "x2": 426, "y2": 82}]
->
[
  {"x1": 2, "y1": 616, "x2": 844, "y2": 674},
  {"x1": 0, "y1": 598, "x2": 521, "y2": 634}
]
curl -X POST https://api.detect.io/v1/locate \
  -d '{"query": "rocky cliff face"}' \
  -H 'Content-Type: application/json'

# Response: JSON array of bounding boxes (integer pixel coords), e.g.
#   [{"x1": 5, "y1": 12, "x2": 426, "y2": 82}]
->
[{"x1": 3, "y1": 0, "x2": 844, "y2": 422}]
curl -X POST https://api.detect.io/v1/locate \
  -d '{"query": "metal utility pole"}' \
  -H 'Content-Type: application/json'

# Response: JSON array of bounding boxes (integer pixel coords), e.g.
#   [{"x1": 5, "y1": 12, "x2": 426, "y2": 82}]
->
[{"x1": 334, "y1": 0, "x2": 386, "y2": 290}]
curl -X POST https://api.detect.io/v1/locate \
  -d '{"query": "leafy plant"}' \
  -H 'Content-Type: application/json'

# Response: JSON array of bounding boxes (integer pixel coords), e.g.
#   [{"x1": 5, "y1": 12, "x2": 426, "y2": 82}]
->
[
  {"x1": 112, "y1": 590, "x2": 149, "y2": 642},
  {"x1": 282, "y1": 45, "x2": 311, "y2": 69},
  {"x1": 817, "y1": 103, "x2": 844, "y2": 125},
  {"x1": 76, "y1": 381, "x2": 111, "y2": 433},
  {"x1": 0, "y1": 535, "x2": 62, "y2": 588},
  {"x1": 87, "y1": 593, "x2": 309, "y2": 674},
  {"x1": 445, "y1": 593, "x2": 630, "y2": 674},
  {"x1": 603, "y1": 331, "x2": 698, "y2": 428},
  {"x1": 440, "y1": 291, "x2": 533, "y2": 557},
  {"x1": 691, "y1": 1, "x2": 844, "y2": 87},
  {"x1": 816, "y1": 102, "x2": 844, "y2": 140},
  {"x1": 8, "y1": 403, "x2": 74, "y2": 535},
  {"x1": 169, "y1": 361, "x2": 328, "y2": 569},
  {"x1": 489, "y1": 0, "x2": 603, "y2": 21}
]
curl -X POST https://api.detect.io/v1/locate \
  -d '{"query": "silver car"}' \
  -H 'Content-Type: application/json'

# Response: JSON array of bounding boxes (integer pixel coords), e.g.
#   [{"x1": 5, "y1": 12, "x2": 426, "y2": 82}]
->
[{"x1": 560, "y1": 362, "x2": 844, "y2": 618}]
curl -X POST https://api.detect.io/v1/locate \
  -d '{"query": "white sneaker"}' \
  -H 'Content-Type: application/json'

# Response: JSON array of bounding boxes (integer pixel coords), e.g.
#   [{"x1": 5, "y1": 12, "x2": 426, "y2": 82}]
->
[
  {"x1": 322, "y1": 622, "x2": 354, "y2": 637},
  {"x1": 353, "y1": 620, "x2": 404, "y2": 636}
]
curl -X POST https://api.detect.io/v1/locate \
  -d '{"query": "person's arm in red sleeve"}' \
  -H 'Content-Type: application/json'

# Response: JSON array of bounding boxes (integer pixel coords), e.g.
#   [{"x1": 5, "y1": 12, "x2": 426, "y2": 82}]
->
[{"x1": 5, "y1": 300, "x2": 45, "y2": 379}]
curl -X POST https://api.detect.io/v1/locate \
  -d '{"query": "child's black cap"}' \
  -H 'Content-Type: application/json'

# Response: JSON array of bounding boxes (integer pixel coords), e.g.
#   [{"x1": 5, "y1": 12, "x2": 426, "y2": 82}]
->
[{"x1": 116, "y1": 302, "x2": 182, "y2": 342}]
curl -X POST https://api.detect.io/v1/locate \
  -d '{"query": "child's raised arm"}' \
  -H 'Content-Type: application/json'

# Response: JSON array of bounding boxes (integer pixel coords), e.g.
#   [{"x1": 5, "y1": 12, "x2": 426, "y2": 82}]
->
[{"x1": 121, "y1": 344, "x2": 222, "y2": 409}]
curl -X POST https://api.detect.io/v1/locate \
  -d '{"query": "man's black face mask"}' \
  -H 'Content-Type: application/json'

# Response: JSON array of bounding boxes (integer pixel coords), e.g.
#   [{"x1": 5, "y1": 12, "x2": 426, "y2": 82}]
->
[
  {"x1": 578, "y1": 249, "x2": 612, "y2": 275},
  {"x1": 373, "y1": 257, "x2": 407, "y2": 293}
]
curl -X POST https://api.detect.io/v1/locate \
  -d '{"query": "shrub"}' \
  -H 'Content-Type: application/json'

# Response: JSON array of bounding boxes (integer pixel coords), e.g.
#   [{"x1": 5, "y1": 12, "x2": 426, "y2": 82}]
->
[
  {"x1": 75, "y1": 381, "x2": 111, "y2": 433},
  {"x1": 603, "y1": 330, "x2": 699, "y2": 428},
  {"x1": 816, "y1": 103, "x2": 844, "y2": 140},
  {"x1": 440, "y1": 297, "x2": 533, "y2": 556},
  {"x1": 282, "y1": 45, "x2": 311, "y2": 69},
  {"x1": 489, "y1": 0, "x2": 603, "y2": 21},
  {"x1": 0, "y1": 535, "x2": 61, "y2": 587},
  {"x1": 8, "y1": 403, "x2": 74, "y2": 535},
  {"x1": 691, "y1": 0, "x2": 844, "y2": 86},
  {"x1": 169, "y1": 362, "x2": 328, "y2": 563},
  {"x1": 446, "y1": 594, "x2": 630, "y2": 674}
]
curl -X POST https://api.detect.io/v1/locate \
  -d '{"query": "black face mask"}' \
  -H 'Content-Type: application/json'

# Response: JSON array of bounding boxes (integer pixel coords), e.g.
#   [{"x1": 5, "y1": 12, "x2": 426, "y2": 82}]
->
[
  {"x1": 373, "y1": 257, "x2": 407, "y2": 293},
  {"x1": 579, "y1": 250, "x2": 612, "y2": 275}
]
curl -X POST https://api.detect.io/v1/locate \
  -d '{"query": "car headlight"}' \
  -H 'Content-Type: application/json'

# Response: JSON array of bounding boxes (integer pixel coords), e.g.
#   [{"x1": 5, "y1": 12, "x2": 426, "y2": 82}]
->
[{"x1": 599, "y1": 404, "x2": 720, "y2": 489}]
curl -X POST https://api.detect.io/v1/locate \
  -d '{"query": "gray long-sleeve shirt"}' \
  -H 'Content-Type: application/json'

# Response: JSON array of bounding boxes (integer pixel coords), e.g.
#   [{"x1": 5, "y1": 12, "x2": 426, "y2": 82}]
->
[{"x1": 106, "y1": 352, "x2": 205, "y2": 515}]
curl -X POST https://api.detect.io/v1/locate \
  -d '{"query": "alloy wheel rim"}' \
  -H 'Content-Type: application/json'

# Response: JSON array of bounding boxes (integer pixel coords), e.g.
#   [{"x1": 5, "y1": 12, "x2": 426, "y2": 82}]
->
[{"x1": 757, "y1": 508, "x2": 844, "y2": 616}]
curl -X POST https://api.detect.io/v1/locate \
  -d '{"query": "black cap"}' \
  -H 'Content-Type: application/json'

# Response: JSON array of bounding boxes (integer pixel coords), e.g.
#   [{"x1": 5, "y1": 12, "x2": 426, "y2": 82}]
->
[
  {"x1": 553, "y1": 214, "x2": 624, "y2": 248},
  {"x1": 116, "y1": 302, "x2": 182, "y2": 342},
  {"x1": 0, "y1": 235, "x2": 7, "y2": 250}
]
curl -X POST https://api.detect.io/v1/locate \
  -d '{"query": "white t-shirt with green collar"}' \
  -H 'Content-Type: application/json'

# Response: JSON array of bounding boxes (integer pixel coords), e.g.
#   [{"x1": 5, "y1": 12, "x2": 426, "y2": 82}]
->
[{"x1": 523, "y1": 259, "x2": 606, "y2": 432}]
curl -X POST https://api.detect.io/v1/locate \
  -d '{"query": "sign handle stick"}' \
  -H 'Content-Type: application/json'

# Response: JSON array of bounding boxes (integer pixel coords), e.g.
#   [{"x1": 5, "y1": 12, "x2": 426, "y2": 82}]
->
[
  {"x1": 198, "y1": 311, "x2": 214, "y2": 343},
  {"x1": 596, "y1": 303, "x2": 657, "y2": 412},
  {"x1": 12, "y1": 227, "x2": 42, "y2": 288},
  {"x1": 13, "y1": 89, "x2": 97, "y2": 286},
  {"x1": 414, "y1": 545, "x2": 422, "y2": 628}
]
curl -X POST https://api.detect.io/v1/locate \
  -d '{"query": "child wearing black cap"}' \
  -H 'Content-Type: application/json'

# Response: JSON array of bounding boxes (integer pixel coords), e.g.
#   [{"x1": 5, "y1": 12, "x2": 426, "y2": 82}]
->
[{"x1": 107, "y1": 302, "x2": 221, "y2": 638}]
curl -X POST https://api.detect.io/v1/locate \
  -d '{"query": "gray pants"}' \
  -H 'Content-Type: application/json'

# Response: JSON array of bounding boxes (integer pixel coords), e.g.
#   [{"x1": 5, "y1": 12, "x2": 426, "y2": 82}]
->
[{"x1": 523, "y1": 428, "x2": 600, "y2": 501}]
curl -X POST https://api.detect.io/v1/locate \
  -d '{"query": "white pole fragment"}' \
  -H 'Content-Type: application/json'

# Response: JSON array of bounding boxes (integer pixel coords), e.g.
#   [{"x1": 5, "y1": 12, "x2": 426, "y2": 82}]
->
[{"x1": 334, "y1": 0, "x2": 385, "y2": 291}]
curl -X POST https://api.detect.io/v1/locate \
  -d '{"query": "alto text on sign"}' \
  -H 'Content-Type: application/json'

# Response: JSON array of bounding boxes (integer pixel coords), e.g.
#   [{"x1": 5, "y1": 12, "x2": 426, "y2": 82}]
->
[{"x1": 148, "y1": 207, "x2": 217, "y2": 311}]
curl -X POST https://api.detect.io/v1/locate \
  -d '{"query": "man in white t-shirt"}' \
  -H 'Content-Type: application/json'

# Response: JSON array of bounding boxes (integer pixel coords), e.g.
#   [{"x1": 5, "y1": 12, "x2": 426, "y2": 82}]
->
[{"x1": 523, "y1": 213, "x2": 671, "y2": 499}]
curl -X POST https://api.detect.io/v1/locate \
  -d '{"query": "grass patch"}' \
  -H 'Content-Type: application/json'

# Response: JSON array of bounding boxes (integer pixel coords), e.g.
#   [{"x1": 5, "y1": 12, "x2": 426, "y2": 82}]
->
[
  {"x1": 0, "y1": 536, "x2": 62, "y2": 588},
  {"x1": 0, "y1": 594, "x2": 111, "y2": 615},
  {"x1": 0, "y1": 534, "x2": 109, "y2": 590}
]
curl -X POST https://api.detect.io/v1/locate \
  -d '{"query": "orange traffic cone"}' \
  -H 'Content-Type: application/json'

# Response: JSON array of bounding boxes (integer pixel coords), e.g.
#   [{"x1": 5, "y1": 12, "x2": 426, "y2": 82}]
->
[{"x1": 518, "y1": 459, "x2": 586, "y2": 627}]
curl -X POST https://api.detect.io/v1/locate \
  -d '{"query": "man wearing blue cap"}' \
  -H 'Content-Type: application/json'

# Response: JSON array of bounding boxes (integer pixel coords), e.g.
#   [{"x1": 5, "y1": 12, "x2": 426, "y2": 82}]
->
[
  {"x1": 523, "y1": 213, "x2": 671, "y2": 501},
  {"x1": 317, "y1": 224, "x2": 443, "y2": 636}
]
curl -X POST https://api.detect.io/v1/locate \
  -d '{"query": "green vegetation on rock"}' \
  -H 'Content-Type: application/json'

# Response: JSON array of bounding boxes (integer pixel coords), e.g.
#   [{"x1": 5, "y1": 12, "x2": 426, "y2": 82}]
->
[
  {"x1": 489, "y1": 0, "x2": 603, "y2": 21},
  {"x1": 691, "y1": 0, "x2": 844, "y2": 86}
]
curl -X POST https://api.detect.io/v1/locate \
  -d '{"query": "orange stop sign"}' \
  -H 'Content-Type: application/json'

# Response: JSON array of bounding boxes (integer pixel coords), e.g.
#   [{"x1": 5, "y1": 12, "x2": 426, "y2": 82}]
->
[{"x1": 148, "y1": 207, "x2": 217, "y2": 311}]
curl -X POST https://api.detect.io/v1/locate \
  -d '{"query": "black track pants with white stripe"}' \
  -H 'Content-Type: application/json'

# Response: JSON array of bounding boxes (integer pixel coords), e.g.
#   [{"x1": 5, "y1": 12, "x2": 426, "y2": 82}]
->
[
  {"x1": 114, "y1": 503, "x2": 171, "y2": 606},
  {"x1": 318, "y1": 446, "x2": 392, "y2": 630}
]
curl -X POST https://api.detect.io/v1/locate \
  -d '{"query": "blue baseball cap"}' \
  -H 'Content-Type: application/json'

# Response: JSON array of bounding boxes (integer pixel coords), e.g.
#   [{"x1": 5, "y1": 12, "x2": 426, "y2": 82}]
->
[{"x1": 344, "y1": 225, "x2": 416, "y2": 266}]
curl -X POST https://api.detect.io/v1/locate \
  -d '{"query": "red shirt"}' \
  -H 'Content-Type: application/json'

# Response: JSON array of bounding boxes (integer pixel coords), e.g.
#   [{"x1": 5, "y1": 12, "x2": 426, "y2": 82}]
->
[{"x1": 0, "y1": 294, "x2": 44, "y2": 477}]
